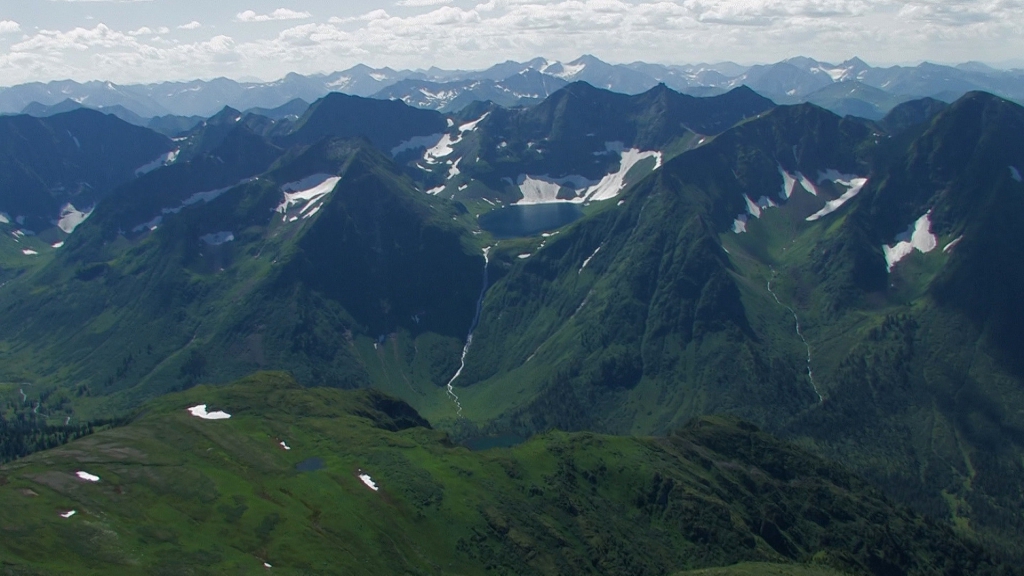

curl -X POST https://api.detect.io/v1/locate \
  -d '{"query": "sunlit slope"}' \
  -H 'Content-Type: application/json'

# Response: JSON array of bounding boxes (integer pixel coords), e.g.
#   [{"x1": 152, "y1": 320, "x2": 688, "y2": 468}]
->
[{"x1": 0, "y1": 372, "x2": 1011, "y2": 576}]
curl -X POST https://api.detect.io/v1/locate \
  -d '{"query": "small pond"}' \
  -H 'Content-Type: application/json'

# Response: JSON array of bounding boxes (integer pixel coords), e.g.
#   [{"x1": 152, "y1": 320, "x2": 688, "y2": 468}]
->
[
  {"x1": 479, "y1": 203, "x2": 584, "y2": 239},
  {"x1": 295, "y1": 457, "x2": 325, "y2": 472}
]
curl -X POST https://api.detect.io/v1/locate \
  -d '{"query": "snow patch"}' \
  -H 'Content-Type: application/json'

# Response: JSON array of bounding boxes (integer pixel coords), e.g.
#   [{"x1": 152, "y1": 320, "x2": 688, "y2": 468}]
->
[
  {"x1": 805, "y1": 176, "x2": 868, "y2": 222},
  {"x1": 732, "y1": 214, "x2": 748, "y2": 234},
  {"x1": 458, "y1": 112, "x2": 490, "y2": 133},
  {"x1": 57, "y1": 203, "x2": 94, "y2": 234},
  {"x1": 796, "y1": 172, "x2": 817, "y2": 196},
  {"x1": 943, "y1": 236, "x2": 963, "y2": 253},
  {"x1": 51, "y1": 241, "x2": 65, "y2": 249},
  {"x1": 883, "y1": 211, "x2": 938, "y2": 272},
  {"x1": 426, "y1": 184, "x2": 446, "y2": 195},
  {"x1": 424, "y1": 133, "x2": 461, "y2": 162},
  {"x1": 448, "y1": 158, "x2": 462, "y2": 179},
  {"x1": 744, "y1": 195, "x2": 762, "y2": 219},
  {"x1": 135, "y1": 149, "x2": 180, "y2": 176},
  {"x1": 1011, "y1": 166, "x2": 1022, "y2": 182},
  {"x1": 60, "y1": 510, "x2": 77, "y2": 518},
  {"x1": 276, "y1": 175, "x2": 341, "y2": 220},
  {"x1": 279, "y1": 441, "x2": 291, "y2": 450},
  {"x1": 21, "y1": 249, "x2": 38, "y2": 255},
  {"x1": 584, "y1": 149, "x2": 661, "y2": 202},
  {"x1": 187, "y1": 404, "x2": 232, "y2": 420},
  {"x1": 358, "y1": 472, "x2": 380, "y2": 491},
  {"x1": 517, "y1": 253, "x2": 531, "y2": 259},
  {"x1": 0, "y1": 212, "x2": 8, "y2": 224},
  {"x1": 579, "y1": 246, "x2": 601, "y2": 274},
  {"x1": 515, "y1": 148, "x2": 661, "y2": 205},
  {"x1": 200, "y1": 231, "x2": 234, "y2": 246},
  {"x1": 76, "y1": 471, "x2": 100, "y2": 482}
]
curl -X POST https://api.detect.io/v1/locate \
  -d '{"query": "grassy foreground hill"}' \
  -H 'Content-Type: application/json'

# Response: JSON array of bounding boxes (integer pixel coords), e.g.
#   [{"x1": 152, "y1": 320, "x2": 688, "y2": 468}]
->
[{"x1": 0, "y1": 372, "x2": 1013, "y2": 575}]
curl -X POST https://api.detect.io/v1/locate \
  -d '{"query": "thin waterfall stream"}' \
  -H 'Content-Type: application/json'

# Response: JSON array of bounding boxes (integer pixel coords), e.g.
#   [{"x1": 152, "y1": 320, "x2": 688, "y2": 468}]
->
[
  {"x1": 767, "y1": 267, "x2": 824, "y2": 403},
  {"x1": 445, "y1": 246, "x2": 491, "y2": 417}
]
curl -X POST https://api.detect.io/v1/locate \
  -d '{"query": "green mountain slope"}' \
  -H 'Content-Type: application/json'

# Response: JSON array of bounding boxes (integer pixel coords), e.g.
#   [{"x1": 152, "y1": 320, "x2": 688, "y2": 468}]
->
[
  {"x1": 0, "y1": 109, "x2": 172, "y2": 231},
  {"x1": 0, "y1": 136, "x2": 482, "y2": 417},
  {"x1": 0, "y1": 373, "x2": 1013, "y2": 575}
]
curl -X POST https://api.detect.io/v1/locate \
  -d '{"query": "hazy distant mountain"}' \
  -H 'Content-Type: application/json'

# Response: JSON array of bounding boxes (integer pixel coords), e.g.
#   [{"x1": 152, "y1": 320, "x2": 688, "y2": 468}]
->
[{"x1": 3, "y1": 55, "x2": 1023, "y2": 121}]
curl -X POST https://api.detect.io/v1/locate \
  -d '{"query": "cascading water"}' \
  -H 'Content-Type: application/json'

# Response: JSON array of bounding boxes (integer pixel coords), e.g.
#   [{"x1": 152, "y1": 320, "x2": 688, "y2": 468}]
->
[
  {"x1": 445, "y1": 246, "x2": 491, "y2": 417},
  {"x1": 767, "y1": 267, "x2": 824, "y2": 403}
]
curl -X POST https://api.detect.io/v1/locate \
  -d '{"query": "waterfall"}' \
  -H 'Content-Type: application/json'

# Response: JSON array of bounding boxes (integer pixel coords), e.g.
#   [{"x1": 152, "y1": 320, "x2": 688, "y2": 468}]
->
[
  {"x1": 767, "y1": 268, "x2": 824, "y2": 403},
  {"x1": 445, "y1": 246, "x2": 491, "y2": 417}
]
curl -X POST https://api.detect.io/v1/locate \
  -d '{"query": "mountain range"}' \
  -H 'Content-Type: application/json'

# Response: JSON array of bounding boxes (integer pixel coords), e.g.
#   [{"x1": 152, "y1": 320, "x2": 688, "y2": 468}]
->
[
  {"x1": 4, "y1": 73, "x2": 1024, "y2": 570},
  {"x1": 4, "y1": 55, "x2": 1024, "y2": 123}
]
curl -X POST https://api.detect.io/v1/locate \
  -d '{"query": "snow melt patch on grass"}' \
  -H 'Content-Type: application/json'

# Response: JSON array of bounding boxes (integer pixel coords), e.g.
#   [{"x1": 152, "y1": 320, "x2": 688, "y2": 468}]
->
[
  {"x1": 276, "y1": 175, "x2": 341, "y2": 220},
  {"x1": 796, "y1": 172, "x2": 818, "y2": 196},
  {"x1": 60, "y1": 510, "x2": 77, "y2": 518},
  {"x1": 76, "y1": 471, "x2": 100, "y2": 482},
  {"x1": 52, "y1": 241, "x2": 65, "y2": 249},
  {"x1": 279, "y1": 441, "x2": 291, "y2": 450},
  {"x1": 779, "y1": 166, "x2": 798, "y2": 199},
  {"x1": 448, "y1": 158, "x2": 462, "y2": 179},
  {"x1": 135, "y1": 149, "x2": 180, "y2": 176},
  {"x1": 358, "y1": 472, "x2": 380, "y2": 491},
  {"x1": 732, "y1": 214, "x2": 748, "y2": 234},
  {"x1": 943, "y1": 236, "x2": 963, "y2": 253},
  {"x1": 187, "y1": 404, "x2": 232, "y2": 420},
  {"x1": 200, "y1": 231, "x2": 234, "y2": 246},
  {"x1": 578, "y1": 246, "x2": 601, "y2": 274},
  {"x1": 1011, "y1": 166, "x2": 1022, "y2": 182},
  {"x1": 744, "y1": 195, "x2": 762, "y2": 218},
  {"x1": 57, "y1": 203, "x2": 94, "y2": 234},
  {"x1": 22, "y1": 249, "x2": 38, "y2": 255},
  {"x1": 0, "y1": 212, "x2": 9, "y2": 224},
  {"x1": 883, "y1": 211, "x2": 938, "y2": 272},
  {"x1": 806, "y1": 176, "x2": 868, "y2": 222}
]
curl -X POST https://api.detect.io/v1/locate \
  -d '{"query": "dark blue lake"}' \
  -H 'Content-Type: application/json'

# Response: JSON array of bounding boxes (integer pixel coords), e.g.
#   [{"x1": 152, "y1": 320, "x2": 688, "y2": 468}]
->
[
  {"x1": 479, "y1": 204, "x2": 584, "y2": 238},
  {"x1": 295, "y1": 457, "x2": 325, "y2": 472}
]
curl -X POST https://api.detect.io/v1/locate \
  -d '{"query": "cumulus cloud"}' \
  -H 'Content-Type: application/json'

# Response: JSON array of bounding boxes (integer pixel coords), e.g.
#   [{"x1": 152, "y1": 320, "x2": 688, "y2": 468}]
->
[
  {"x1": 236, "y1": 8, "x2": 313, "y2": 22},
  {"x1": 129, "y1": 26, "x2": 170, "y2": 36},
  {"x1": 2, "y1": 0, "x2": 1023, "y2": 85},
  {"x1": 178, "y1": 21, "x2": 202, "y2": 30},
  {"x1": 0, "y1": 20, "x2": 21, "y2": 34}
]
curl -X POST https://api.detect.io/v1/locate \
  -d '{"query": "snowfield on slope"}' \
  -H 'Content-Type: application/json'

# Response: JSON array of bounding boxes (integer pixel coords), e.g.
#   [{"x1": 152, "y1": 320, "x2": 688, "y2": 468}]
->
[
  {"x1": 57, "y1": 203, "x2": 94, "y2": 234},
  {"x1": 515, "y1": 145, "x2": 662, "y2": 205},
  {"x1": 276, "y1": 175, "x2": 341, "y2": 221},
  {"x1": 883, "y1": 211, "x2": 938, "y2": 272},
  {"x1": 806, "y1": 172, "x2": 868, "y2": 222}
]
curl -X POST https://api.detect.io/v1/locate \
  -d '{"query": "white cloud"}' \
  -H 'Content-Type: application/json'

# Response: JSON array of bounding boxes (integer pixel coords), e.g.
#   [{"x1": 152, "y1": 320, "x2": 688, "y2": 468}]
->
[
  {"x1": 0, "y1": 21, "x2": 21, "y2": 34},
  {"x1": 129, "y1": 26, "x2": 170, "y2": 36},
  {"x1": 2, "y1": 0, "x2": 1024, "y2": 85},
  {"x1": 236, "y1": 8, "x2": 313, "y2": 22},
  {"x1": 178, "y1": 21, "x2": 202, "y2": 30}
]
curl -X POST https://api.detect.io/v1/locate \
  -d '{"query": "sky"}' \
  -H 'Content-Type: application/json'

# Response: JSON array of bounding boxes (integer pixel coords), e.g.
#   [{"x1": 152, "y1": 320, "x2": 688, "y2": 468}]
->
[{"x1": 1, "y1": 0, "x2": 1022, "y2": 85}]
